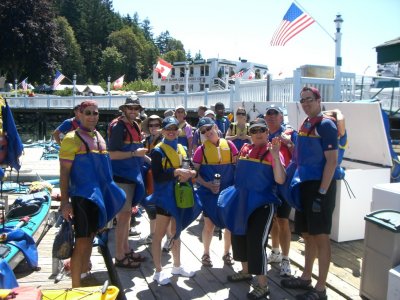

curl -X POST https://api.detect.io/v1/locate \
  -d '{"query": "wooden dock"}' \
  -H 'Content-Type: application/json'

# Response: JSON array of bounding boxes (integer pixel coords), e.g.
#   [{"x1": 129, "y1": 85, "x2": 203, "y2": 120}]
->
[
  {"x1": 12, "y1": 207, "x2": 363, "y2": 300},
  {"x1": 8, "y1": 149, "x2": 364, "y2": 299}
]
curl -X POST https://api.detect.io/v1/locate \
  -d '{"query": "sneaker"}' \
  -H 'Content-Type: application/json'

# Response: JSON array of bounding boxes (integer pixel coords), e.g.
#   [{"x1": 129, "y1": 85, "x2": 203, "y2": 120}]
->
[
  {"x1": 247, "y1": 285, "x2": 270, "y2": 299},
  {"x1": 268, "y1": 251, "x2": 282, "y2": 263},
  {"x1": 171, "y1": 266, "x2": 195, "y2": 277},
  {"x1": 153, "y1": 271, "x2": 171, "y2": 285},
  {"x1": 162, "y1": 237, "x2": 173, "y2": 252},
  {"x1": 129, "y1": 227, "x2": 141, "y2": 236},
  {"x1": 138, "y1": 234, "x2": 153, "y2": 245},
  {"x1": 280, "y1": 258, "x2": 292, "y2": 277}
]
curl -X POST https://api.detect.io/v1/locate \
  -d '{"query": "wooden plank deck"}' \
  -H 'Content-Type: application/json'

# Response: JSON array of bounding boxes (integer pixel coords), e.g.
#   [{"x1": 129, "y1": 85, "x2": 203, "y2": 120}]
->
[{"x1": 12, "y1": 206, "x2": 364, "y2": 300}]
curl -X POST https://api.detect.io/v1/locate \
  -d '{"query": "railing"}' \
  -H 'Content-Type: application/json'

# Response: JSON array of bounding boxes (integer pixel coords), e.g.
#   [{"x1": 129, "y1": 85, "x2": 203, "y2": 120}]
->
[{"x1": 3, "y1": 72, "x2": 398, "y2": 113}]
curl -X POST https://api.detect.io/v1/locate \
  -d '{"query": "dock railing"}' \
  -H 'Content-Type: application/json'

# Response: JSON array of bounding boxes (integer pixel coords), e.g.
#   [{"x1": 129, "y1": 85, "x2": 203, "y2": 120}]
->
[{"x1": 3, "y1": 71, "x2": 398, "y2": 113}]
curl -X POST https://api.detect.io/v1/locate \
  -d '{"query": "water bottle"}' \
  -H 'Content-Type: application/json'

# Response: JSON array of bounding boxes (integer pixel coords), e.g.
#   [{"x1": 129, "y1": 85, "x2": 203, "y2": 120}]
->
[
  {"x1": 182, "y1": 157, "x2": 190, "y2": 169},
  {"x1": 213, "y1": 173, "x2": 221, "y2": 194}
]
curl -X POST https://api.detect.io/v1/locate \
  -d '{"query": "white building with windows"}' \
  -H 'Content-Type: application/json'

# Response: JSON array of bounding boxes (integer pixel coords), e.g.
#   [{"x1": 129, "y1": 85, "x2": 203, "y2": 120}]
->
[{"x1": 153, "y1": 58, "x2": 268, "y2": 94}]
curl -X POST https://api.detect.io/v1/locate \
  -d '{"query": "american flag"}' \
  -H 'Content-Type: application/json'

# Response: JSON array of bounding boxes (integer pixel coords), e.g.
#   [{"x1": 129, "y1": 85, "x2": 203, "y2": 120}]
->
[
  {"x1": 53, "y1": 70, "x2": 66, "y2": 89},
  {"x1": 270, "y1": 2, "x2": 315, "y2": 46},
  {"x1": 21, "y1": 78, "x2": 28, "y2": 91}
]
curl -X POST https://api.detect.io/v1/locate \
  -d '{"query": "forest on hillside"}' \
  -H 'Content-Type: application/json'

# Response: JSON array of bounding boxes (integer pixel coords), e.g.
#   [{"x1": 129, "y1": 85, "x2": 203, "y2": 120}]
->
[{"x1": 0, "y1": 0, "x2": 202, "y2": 86}]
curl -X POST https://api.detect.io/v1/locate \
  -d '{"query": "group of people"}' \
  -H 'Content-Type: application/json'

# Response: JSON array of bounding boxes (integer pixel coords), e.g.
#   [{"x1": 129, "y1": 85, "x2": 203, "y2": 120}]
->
[{"x1": 56, "y1": 87, "x2": 346, "y2": 300}]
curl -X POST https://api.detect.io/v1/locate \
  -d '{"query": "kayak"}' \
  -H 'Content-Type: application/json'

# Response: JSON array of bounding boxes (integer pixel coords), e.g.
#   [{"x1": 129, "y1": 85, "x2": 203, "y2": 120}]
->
[
  {"x1": 0, "y1": 284, "x2": 119, "y2": 300},
  {"x1": 41, "y1": 284, "x2": 119, "y2": 300},
  {"x1": 0, "y1": 182, "x2": 53, "y2": 288}
]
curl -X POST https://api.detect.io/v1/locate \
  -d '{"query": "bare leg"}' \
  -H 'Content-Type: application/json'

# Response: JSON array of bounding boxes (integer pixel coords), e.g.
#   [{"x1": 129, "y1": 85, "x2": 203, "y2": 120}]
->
[
  {"x1": 277, "y1": 218, "x2": 291, "y2": 257},
  {"x1": 223, "y1": 229, "x2": 232, "y2": 255},
  {"x1": 152, "y1": 214, "x2": 170, "y2": 272},
  {"x1": 301, "y1": 233, "x2": 316, "y2": 281},
  {"x1": 115, "y1": 210, "x2": 131, "y2": 260},
  {"x1": 71, "y1": 237, "x2": 93, "y2": 287},
  {"x1": 202, "y1": 217, "x2": 215, "y2": 256},
  {"x1": 314, "y1": 234, "x2": 331, "y2": 291},
  {"x1": 270, "y1": 216, "x2": 280, "y2": 250}
]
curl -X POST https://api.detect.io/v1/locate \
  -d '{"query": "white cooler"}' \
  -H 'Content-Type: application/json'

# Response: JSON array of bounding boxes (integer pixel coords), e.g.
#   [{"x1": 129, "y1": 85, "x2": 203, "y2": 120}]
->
[{"x1": 371, "y1": 182, "x2": 400, "y2": 211}]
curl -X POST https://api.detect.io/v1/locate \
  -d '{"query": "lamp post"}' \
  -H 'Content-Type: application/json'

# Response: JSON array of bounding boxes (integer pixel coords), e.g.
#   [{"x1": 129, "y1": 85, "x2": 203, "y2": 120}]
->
[
  {"x1": 73, "y1": 73, "x2": 77, "y2": 97},
  {"x1": 14, "y1": 79, "x2": 18, "y2": 97},
  {"x1": 360, "y1": 66, "x2": 370, "y2": 100},
  {"x1": 107, "y1": 75, "x2": 111, "y2": 95},
  {"x1": 185, "y1": 62, "x2": 189, "y2": 94},
  {"x1": 334, "y1": 14, "x2": 343, "y2": 101}
]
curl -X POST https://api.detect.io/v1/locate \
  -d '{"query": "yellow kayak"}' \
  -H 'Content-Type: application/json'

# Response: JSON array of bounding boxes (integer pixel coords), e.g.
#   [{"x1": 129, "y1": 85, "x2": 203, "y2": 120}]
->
[{"x1": 41, "y1": 284, "x2": 119, "y2": 300}]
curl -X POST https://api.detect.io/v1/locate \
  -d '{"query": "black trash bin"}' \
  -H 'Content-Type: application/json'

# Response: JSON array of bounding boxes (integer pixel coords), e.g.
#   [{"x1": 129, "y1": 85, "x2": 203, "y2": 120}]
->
[{"x1": 360, "y1": 210, "x2": 400, "y2": 300}]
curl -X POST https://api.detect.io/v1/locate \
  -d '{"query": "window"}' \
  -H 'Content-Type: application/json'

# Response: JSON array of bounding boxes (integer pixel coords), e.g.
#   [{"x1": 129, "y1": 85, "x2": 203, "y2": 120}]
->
[
  {"x1": 200, "y1": 66, "x2": 205, "y2": 76},
  {"x1": 189, "y1": 84, "x2": 193, "y2": 92},
  {"x1": 205, "y1": 66, "x2": 210, "y2": 76},
  {"x1": 157, "y1": 72, "x2": 161, "y2": 79},
  {"x1": 171, "y1": 68, "x2": 175, "y2": 77},
  {"x1": 179, "y1": 85, "x2": 184, "y2": 92},
  {"x1": 180, "y1": 67, "x2": 185, "y2": 77},
  {"x1": 200, "y1": 84, "x2": 205, "y2": 91},
  {"x1": 160, "y1": 85, "x2": 165, "y2": 94},
  {"x1": 190, "y1": 67, "x2": 194, "y2": 76}
]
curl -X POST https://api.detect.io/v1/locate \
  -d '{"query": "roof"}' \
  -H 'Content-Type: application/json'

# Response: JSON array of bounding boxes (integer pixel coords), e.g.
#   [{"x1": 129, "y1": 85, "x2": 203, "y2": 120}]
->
[
  {"x1": 375, "y1": 37, "x2": 400, "y2": 64},
  {"x1": 83, "y1": 85, "x2": 106, "y2": 95}
]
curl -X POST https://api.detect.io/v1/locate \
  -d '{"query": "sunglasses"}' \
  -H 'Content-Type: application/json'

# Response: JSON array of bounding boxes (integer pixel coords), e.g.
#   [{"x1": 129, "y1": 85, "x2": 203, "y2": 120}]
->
[
  {"x1": 83, "y1": 110, "x2": 99, "y2": 116},
  {"x1": 126, "y1": 106, "x2": 140, "y2": 111},
  {"x1": 148, "y1": 124, "x2": 160, "y2": 128},
  {"x1": 165, "y1": 126, "x2": 179, "y2": 131},
  {"x1": 300, "y1": 97, "x2": 316, "y2": 104},
  {"x1": 249, "y1": 127, "x2": 267, "y2": 134},
  {"x1": 236, "y1": 112, "x2": 246, "y2": 116},
  {"x1": 200, "y1": 126, "x2": 213, "y2": 135},
  {"x1": 266, "y1": 110, "x2": 279, "y2": 116}
]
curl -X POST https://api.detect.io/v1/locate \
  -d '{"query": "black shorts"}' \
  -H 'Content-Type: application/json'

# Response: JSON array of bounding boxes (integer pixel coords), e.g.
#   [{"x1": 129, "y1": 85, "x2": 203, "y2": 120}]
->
[
  {"x1": 276, "y1": 198, "x2": 292, "y2": 219},
  {"x1": 294, "y1": 180, "x2": 336, "y2": 235},
  {"x1": 145, "y1": 204, "x2": 157, "y2": 220},
  {"x1": 156, "y1": 206, "x2": 172, "y2": 217},
  {"x1": 71, "y1": 196, "x2": 99, "y2": 238}
]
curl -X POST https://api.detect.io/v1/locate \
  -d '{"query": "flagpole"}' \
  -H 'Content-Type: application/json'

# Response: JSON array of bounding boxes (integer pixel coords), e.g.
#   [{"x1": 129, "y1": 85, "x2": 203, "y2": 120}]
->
[
  {"x1": 294, "y1": 0, "x2": 335, "y2": 42},
  {"x1": 334, "y1": 14, "x2": 344, "y2": 101}
]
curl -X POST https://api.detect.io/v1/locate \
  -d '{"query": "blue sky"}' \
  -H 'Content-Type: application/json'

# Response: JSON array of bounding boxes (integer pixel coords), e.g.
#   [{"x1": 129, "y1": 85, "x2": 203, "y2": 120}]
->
[{"x1": 112, "y1": 0, "x2": 400, "y2": 77}]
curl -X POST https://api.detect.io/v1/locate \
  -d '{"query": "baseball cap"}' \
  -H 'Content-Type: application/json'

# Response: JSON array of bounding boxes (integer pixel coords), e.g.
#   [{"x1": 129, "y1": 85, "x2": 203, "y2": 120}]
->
[
  {"x1": 197, "y1": 117, "x2": 215, "y2": 129},
  {"x1": 204, "y1": 109, "x2": 215, "y2": 117},
  {"x1": 265, "y1": 105, "x2": 283, "y2": 114},
  {"x1": 249, "y1": 119, "x2": 268, "y2": 130},
  {"x1": 162, "y1": 116, "x2": 179, "y2": 129}
]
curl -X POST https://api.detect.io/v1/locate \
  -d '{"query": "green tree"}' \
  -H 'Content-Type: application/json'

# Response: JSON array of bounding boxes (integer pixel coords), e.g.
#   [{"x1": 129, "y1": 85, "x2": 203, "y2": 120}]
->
[
  {"x1": 141, "y1": 18, "x2": 153, "y2": 41},
  {"x1": 99, "y1": 46, "x2": 125, "y2": 80},
  {"x1": 108, "y1": 26, "x2": 144, "y2": 81},
  {"x1": 163, "y1": 50, "x2": 187, "y2": 64},
  {"x1": 0, "y1": 0, "x2": 64, "y2": 82},
  {"x1": 54, "y1": 16, "x2": 86, "y2": 79}
]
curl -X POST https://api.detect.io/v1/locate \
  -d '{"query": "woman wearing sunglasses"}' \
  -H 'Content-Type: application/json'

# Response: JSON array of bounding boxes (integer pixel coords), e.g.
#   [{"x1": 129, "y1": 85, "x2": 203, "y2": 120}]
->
[
  {"x1": 146, "y1": 116, "x2": 201, "y2": 285},
  {"x1": 59, "y1": 100, "x2": 125, "y2": 287},
  {"x1": 218, "y1": 118, "x2": 286, "y2": 299},
  {"x1": 192, "y1": 117, "x2": 239, "y2": 268},
  {"x1": 225, "y1": 107, "x2": 251, "y2": 151}
]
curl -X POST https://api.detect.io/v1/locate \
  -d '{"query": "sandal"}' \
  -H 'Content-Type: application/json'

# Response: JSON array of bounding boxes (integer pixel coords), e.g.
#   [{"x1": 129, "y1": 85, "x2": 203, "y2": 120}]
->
[
  {"x1": 125, "y1": 250, "x2": 146, "y2": 262},
  {"x1": 201, "y1": 254, "x2": 213, "y2": 267},
  {"x1": 222, "y1": 252, "x2": 234, "y2": 266},
  {"x1": 295, "y1": 289, "x2": 327, "y2": 300},
  {"x1": 247, "y1": 285, "x2": 270, "y2": 299},
  {"x1": 281, "y1": 277, "x2": 312, "y2": 290},
  {"x1": 115, "y1": 256, "x2": 141, "y2": 269},
  {"x1": 227, "y1": 271, "x2": 252, "y2": 282}
]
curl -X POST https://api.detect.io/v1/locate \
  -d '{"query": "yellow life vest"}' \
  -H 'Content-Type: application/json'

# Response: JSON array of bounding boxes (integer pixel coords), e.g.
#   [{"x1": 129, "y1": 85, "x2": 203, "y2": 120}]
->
[
  {"x1": 158, "y1": 142, "x2": 187, "y2": 169},
  {"x1": 201, "y1": 139, "x2": 232, "y2": 165}
]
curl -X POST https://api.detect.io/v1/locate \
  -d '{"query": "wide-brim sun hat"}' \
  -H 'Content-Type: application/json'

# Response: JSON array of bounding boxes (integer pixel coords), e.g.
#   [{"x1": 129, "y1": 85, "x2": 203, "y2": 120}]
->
[
  {"x1": 204, "y1": 109, "x2": 215, "y2": 117},
  {"x1": 119, "y1": 96, "x2": 142, "y2": 111},
  {"x1": 142, "y1": 115, "x2": 163, "y2": 134}
]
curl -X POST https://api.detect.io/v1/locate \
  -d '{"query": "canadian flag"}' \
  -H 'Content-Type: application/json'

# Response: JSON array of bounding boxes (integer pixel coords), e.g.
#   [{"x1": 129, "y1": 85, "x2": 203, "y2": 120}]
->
[
  {"x1": 113, "y1": 75, "x2": 124, "y2": 89},
  {"x1": 155, "y1": 59, "x2": 173, "y2": 80}
]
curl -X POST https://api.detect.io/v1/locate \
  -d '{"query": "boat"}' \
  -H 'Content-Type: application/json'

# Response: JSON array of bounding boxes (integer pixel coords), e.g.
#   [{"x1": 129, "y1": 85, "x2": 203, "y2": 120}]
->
[
  {"x1": 0, "y1": 282, "x2": 119, "y2": 300},
  {"x1": 0, "y1": 181, "x2": 53, "y2": 288}
]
